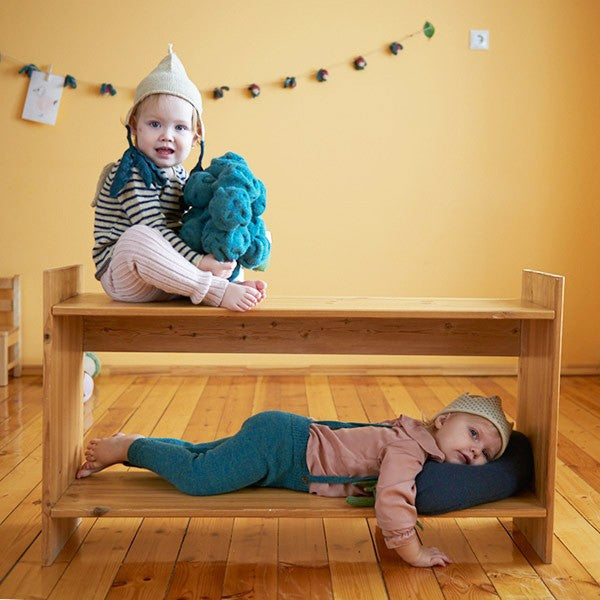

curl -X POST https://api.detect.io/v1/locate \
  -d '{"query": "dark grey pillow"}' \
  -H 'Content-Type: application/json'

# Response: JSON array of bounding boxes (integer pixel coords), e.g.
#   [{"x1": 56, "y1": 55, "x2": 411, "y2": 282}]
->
[{"x1": 415, "y1": 430, "x2": 534, "y2": 514}]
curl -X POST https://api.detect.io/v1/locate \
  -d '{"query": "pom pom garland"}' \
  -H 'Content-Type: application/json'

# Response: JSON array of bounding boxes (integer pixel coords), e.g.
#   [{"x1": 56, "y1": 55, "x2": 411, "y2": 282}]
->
[
  {"x1": 100, "y1": 83, "x2": 117, "y2": 96},
  {"x1": 423, "y1": 21, "x2": 435, "y2": 38},
  {"x1": 213, "y1": 85, "x2": 230, "y2": 99},
  {"x1": 317, "y1": 68, "x2": 329, "y2": 82},
  {"x1": 353, "y1": 56, "x2": 367, "y2": 70},
  {"x1": 19, "y1": 63, "x2": 39, "y2": 77},
  {"x1": 63, "y1": 74, "x2": 77, "y2": 88},
  {"x1": 9, "y1": 21, "x2": 435, "y2": 105}
]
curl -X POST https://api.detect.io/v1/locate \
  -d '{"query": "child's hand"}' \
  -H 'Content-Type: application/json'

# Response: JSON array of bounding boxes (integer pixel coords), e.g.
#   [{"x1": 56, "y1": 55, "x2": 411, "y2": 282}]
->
[
  {"x1": 394, "y1": 538, "x2": 452, "y2": 568},
  {"x1": 197, "y1": 254, "x2": 237, "y2": 279}
]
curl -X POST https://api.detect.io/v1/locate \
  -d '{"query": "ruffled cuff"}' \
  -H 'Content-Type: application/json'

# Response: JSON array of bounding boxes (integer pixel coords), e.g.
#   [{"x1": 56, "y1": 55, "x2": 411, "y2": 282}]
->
[{"x1": 382, "y1": 527, "x2": 418, "y2": 549}]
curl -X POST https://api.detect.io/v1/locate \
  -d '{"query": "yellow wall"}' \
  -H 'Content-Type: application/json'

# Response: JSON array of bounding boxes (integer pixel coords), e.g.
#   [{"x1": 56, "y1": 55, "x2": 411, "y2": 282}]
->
[{"x1": 1, "y1": 0, "x2": 598, "y2": 372}]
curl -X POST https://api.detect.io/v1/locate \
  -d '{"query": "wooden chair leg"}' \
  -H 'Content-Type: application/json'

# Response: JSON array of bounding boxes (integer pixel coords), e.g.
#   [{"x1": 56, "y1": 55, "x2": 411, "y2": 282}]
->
[
  {"x1": 13, "y1": 340, "x2": 22, "y2": 378},
  {"x1": 0, "y1": 333, "x2": 7, "y2": 386}
]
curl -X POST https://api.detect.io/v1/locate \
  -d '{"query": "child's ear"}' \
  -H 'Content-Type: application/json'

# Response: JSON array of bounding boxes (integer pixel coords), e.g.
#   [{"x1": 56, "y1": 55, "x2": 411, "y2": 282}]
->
[
  {"x1": 128, "y1": 117, "x2": 138, "y2": 137},
  {"x1": 434, "y1": 413, "x2": 451, "y2": 430}
]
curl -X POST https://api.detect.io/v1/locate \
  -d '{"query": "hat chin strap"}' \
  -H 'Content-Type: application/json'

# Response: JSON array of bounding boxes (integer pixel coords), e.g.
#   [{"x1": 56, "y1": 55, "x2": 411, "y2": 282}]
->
[
  {"x1": 108, "y1": 126, "x2": 168, "y2": 198},
  {"x1": 190, "y1": 139, "x2": 205, "y2": 176}
]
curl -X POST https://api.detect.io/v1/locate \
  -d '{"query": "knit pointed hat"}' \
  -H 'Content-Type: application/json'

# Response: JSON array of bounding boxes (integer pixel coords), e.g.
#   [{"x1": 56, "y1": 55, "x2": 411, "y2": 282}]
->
[
  {"x1": 126, "y1": 44, "x2": 204, "y2": 138},
  {"x1": 434, "y1": 393, "x2": 513, "y2": 459}
]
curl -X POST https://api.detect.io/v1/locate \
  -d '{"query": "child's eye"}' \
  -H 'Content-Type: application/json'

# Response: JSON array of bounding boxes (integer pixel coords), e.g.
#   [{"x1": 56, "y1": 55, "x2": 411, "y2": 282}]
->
[
  {"x1": 149, "y1": 121, "x2": 160, "y2": 128},
  {"x1": 469, "y1": 428, "x2": 478, "y2": 439},
  {"x1": 175, "y1": 124, "x2": 189, "y2": 131}
]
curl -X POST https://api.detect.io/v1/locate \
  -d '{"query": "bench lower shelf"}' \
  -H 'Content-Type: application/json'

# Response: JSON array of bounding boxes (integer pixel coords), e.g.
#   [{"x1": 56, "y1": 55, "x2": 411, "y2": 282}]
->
[{"x1": 50, "y1": 471, "x2": 547, "y2": 519}]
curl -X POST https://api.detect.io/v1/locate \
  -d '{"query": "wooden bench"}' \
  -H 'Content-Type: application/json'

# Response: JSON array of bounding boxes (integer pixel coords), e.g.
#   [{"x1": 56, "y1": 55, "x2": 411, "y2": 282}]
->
[
  {"x1": 42, "y1": 265, "x2": 564, "y2": 566},
  {"x1": 0, "y1": 274, "x2": 22, "y2": 386}
]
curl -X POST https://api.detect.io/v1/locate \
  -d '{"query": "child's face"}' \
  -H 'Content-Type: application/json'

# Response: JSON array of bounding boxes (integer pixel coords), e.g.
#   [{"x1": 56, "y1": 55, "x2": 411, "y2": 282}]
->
[
  {"x1": 432, "y1": 412, "x2": 501, "y2": 465},
  {"x1": 131, "y1": 94, "x2": 198, "y2": 169}
]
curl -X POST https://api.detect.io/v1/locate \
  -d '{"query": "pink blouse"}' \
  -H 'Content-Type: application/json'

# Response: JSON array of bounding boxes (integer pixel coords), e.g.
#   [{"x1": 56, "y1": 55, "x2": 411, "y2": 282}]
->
[{"x1": 306, "y1": 416, "x2": 445, "y2": 548}]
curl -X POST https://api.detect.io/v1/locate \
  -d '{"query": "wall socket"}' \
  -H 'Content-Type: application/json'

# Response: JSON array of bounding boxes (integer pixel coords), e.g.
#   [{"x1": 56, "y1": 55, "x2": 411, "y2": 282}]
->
[{"x1": 470, "y1": 30, "x2": 490, "y2": 50}]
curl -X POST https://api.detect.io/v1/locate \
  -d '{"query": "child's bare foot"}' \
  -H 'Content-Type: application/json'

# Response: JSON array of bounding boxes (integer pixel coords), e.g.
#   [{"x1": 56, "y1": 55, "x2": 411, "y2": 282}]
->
[
  {"x1": 220, "y1": 282, "x2": 262, "y2": 311},
  {"x1": 238, "y1": 280, "x2": 267, "y2": 300},
  {"x1": 76, "y1": 433, "x2": 144, "y2": 479}
]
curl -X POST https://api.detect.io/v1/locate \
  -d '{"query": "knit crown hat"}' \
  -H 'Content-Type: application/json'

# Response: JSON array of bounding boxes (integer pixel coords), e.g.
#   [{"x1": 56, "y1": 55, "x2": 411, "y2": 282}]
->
[
  {"x1": 434, "y1": 393, "x2": 513, "y2": 459},
  {"x1": 126, "y1": 44, "x2": 204, "y2": 137}
]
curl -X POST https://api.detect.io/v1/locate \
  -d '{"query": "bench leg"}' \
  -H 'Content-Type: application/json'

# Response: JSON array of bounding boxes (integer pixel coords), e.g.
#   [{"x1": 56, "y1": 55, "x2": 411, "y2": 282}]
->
[
  {"x1": 515, "y1": 270, "x2": 564, "y2": 563},
  {"x1": 42, "y1": 266, "x2": 84, "y2": 566}
]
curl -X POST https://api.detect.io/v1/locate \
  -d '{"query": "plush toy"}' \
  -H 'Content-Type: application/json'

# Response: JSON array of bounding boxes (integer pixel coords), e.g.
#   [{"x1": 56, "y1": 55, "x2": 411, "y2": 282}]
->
[
  {"x1": 83, "y1": 351, "x2": 101, "y2": 402},
  {"x1": 180, "y1": 152, "x2": 271, "y2": 281}
]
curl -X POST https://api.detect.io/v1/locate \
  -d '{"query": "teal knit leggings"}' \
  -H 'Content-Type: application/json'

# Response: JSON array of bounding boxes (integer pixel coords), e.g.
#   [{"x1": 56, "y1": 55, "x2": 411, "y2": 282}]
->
[{"x1": 127, "y1": 411, "x2": 313, "y2": 495}]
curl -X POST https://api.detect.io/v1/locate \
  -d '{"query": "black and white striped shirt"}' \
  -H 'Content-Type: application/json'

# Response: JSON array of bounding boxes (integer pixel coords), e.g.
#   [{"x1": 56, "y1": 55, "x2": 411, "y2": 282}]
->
[{"x1": 92, "y1": 161, "x2": 202, "y2": 279}]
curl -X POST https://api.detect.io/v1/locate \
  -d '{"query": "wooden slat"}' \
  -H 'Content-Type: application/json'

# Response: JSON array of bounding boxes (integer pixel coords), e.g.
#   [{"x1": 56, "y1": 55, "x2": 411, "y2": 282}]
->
[
  {"x1": 82, "y1": 315, "x2": 523, "y2": 356},
  {"x1": 47, "y1": 517, "x2": 142, "y2": 600},
  {"x1": 501, "y1": 517, "x2": 600, "y2": 598},
  {"x1": 0, "y1": 518, "x2": 95, "y2": 600},
  {"x1": 324, "y1": 518, "x2": 388, "y2": 600},
  {"x1": 165, "y1": 517, "x2": 233, "y2": 600},
  {"x1": 221, "y1": 518, "x2": 278, "y2": 600},
  {"x1": 367, "y1": 518, "x2": 445, "y2": 599},
  {"x1": 413, "y1": 518, "x2": 498, "y2": 598},
  {"x1": 50, "y1": 470, "x2": 547, "y2": 519},
  {"x1": 53, "y1": 292, "x2": 556, "y2": 319},
  {"x1": 458, "y1": 518, "x2": 553, "y2": 597},
  {"x1": 104, "y1": 517, "x2": 188, "y2": 600},
  {"x1": 278, "y1": 518, "x2": 332, "y2": 600}
]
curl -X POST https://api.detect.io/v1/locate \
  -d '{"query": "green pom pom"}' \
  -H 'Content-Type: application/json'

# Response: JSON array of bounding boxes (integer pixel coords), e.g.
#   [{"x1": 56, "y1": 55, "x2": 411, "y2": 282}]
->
[{"x1": 423, "y1": 21, "x2": 435, "y2": 38}]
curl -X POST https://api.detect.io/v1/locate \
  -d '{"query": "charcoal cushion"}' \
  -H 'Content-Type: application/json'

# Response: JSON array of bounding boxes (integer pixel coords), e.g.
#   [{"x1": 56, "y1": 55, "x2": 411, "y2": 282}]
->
[{"x1": 415, "y1": 430, "x2": 534, "y2": 514}]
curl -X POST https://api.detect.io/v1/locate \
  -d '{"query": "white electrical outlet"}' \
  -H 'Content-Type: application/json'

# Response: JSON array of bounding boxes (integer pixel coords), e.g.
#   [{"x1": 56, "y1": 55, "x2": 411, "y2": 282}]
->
[{"x1": 470, "y1": 30, "x2": 489, "y2": 50}]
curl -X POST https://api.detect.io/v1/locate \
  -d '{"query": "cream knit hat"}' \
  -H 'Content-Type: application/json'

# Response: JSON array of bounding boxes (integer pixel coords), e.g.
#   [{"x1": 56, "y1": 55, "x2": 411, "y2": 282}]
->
[
  {"x1": 126, "y1": 44, "x2": 204, "y2": 138},
  {"x1": 434, "y1": 393, "x2": 513, "y2": 459}
]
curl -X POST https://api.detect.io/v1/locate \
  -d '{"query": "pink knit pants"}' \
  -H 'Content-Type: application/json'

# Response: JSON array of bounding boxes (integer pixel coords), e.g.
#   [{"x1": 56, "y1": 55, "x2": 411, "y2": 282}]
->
[{"x1": 100, "y1": 225, "x2": 228, "y2": 305}]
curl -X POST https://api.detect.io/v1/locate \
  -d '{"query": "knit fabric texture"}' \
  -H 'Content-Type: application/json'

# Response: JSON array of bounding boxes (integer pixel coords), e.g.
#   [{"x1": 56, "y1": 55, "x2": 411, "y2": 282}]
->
[
  {"x1": 125, "y1": 44, "x2": 204, "y2": 137},
  {"x1": 108, "y1": 127, "x2": 168, "y2": 198},
  {"x1": 434, "y1": 393, "x2": 513, "y2": 458},
  {"x1": 127, "y1": 411, "x2": 314, "y2": 495},
  {"x1": 180, "y1": 152, "x2": 271, "y2": 280}
]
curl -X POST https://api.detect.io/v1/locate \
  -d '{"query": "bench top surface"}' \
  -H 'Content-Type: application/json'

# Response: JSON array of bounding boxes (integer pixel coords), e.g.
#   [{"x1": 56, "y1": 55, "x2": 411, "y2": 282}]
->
[{"x1": 52, "y1": 292, "x2": 555, "y2": 320}]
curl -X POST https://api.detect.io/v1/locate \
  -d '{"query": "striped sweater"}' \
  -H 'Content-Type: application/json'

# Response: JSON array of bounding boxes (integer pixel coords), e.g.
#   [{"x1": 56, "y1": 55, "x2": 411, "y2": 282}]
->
[{"x1": 92, "y1": 161, "x2": 202, "y2": 279}]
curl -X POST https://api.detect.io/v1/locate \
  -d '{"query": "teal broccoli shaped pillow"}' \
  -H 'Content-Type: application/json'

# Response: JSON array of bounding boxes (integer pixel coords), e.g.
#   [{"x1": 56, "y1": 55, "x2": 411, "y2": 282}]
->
[{"x1": 180, "y1": 152, "x2": 271, "y2": 281}]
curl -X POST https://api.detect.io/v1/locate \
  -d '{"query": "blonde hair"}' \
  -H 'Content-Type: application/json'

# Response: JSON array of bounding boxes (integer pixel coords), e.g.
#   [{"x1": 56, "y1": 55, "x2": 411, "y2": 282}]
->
[{"x1": 127, "y1": 93, "x2": 203, "y2": 144}]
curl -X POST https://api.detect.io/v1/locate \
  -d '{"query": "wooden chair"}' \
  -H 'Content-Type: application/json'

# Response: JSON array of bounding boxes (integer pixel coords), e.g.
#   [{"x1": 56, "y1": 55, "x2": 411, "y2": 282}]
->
[{"x1": 0, "y1": 275, "x2": 22, "y2": 386}]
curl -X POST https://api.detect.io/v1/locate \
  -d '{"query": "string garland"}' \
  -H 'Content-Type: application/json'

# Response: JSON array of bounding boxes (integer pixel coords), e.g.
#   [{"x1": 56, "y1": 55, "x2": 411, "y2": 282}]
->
[{"x1": 2, "y1": 21, "x2": 435, "y2": 102}]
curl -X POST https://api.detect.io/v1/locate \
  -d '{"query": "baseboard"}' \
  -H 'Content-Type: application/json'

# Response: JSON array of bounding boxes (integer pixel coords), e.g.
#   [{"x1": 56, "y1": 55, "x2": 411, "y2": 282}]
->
[{"x1": 21, "y1": 363, "x2": 600, "y2": 377}]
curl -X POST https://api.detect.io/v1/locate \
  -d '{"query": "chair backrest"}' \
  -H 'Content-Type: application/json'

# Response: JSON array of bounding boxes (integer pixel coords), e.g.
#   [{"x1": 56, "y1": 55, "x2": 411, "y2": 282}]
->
[{"x1": 0, "y1": 275, "x2": 20, "y2": 329}]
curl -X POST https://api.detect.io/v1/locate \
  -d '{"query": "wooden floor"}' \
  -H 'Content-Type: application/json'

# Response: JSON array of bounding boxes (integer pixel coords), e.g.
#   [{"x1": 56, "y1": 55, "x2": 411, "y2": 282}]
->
[{"x1": 1, "y1": 374, "x2": 600, "y2": 599}]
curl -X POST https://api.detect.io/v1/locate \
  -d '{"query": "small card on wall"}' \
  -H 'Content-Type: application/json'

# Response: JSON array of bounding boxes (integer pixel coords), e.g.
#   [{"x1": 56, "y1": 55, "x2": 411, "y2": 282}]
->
[{"x1": 22, "y1": 70, "x2": 64, "y2": 126}]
